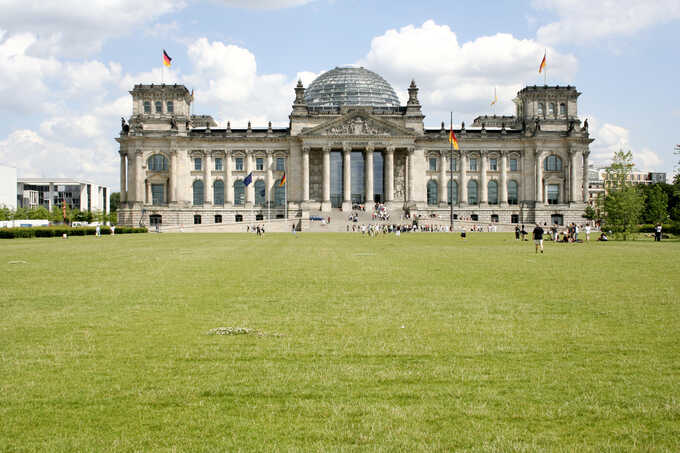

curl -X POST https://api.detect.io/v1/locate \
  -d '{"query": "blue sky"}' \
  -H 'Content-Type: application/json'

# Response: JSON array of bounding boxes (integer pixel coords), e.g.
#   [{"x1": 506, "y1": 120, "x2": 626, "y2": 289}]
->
[{"x1": 0, "y1": 0, "x2": 678, "y2": 190}]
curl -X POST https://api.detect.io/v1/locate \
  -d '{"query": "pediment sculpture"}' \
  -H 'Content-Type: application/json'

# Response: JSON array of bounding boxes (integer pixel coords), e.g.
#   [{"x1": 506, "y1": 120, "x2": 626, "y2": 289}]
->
[{"x1": 325, "y1": 117, "x2": 391, "y2": 136}]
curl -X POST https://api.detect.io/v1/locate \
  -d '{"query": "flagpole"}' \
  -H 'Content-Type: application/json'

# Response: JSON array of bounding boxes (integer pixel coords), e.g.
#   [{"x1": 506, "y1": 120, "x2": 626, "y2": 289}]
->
[
  {"x1": 544, "y1": 49, "x2": 547, "y2": 85},
  {"x1": 450, "y1": 111, "x2": 454, "y2": 232}
]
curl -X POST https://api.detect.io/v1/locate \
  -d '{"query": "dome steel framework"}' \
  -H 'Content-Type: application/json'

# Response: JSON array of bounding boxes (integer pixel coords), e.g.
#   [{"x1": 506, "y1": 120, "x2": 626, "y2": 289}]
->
[{"x1": 304, "y1": 67, "x2": 401, "y2": 108}]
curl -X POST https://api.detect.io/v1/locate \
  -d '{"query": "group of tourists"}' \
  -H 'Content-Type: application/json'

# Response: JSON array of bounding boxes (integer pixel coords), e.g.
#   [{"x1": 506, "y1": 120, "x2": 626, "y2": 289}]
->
[
  {"x1": 371, "y1": 203, "x2": 390, "y2": 221},
  {"x1": 348, "y1": 223, "x2": 455, "y2": 236},
  {"x1": 246, "y1": 224, "x2": 266, "y2": 236}
]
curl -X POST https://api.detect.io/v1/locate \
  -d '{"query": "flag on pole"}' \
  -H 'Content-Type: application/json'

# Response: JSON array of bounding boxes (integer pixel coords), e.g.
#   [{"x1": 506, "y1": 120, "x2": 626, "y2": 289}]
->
[
  {"x1": 279, "y1": 172, "x2": 286, "y2": 187},
  {"x1": 163, "y1": 50, "x2": 172, "y2": 67},
  {"x1": 190, "y1": 89, "x2": 194, "y2": 101},
  {"x1": 491, "y1": 87, "x2": 498, "y2": 106},
  {"x1": 243, "y1": 172, "x2": 253, "y2": 186},
  {"x1": 449, "y1": 126, "x2": 459, "y2": 151},
  {"x1": 539, "y1": 51, "x2": 546, "y2": 74}
]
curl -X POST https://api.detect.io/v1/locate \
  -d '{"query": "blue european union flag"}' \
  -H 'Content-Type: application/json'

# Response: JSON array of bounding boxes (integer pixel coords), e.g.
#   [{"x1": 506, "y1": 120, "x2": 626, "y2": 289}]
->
[{"x1": 243, "y1": 172, "x2": 253, "y2": 186}]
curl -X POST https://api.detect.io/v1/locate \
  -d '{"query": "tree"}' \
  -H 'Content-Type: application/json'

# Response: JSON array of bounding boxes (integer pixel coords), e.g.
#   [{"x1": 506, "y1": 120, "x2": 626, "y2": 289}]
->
[
  {"x1": 110, "y1": 192, "x2": 120, "y2": 212},
  {"x1": 602, "y1": 150, "x2": 645, "y2": 240},
  {"x1": 643, "y1": 184, "x2": 668, "y2": 224},
  {"x1": 583, "y1": 204, "x2": 596, "y2": 220}
]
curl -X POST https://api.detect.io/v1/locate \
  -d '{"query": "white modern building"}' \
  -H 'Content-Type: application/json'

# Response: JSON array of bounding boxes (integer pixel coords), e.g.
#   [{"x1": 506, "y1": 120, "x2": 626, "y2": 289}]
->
[
  {"x1": 17, "y1": 178, "x2": 110, "y2": 214},
  {"x1": 0, "y1": 164, "x2": 18, "y2": 210}
]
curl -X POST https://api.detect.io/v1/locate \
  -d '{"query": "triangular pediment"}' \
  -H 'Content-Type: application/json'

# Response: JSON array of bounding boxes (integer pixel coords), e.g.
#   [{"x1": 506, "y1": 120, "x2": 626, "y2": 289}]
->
[{"x1": 299, "y1": 111, "x2": 416, "y2": 137}]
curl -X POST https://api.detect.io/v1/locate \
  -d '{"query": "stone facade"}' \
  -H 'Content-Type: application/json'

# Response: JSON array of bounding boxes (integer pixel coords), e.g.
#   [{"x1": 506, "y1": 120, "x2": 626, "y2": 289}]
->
[{"x1": 116, "y1": 75, "x2": 593, "y2": 228}]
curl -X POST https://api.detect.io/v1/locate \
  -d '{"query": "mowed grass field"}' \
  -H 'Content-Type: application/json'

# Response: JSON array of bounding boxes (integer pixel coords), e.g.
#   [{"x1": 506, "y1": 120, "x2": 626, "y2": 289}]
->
[{"x1": 1, "y1": 232, "x2": 679, "y2": 452}]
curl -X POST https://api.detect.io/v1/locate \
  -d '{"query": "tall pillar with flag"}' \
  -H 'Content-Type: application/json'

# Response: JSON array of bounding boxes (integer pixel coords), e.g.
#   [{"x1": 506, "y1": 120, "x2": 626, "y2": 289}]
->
[{"x1": 449, "y1": 114, "x2": 459, "y2": 229}]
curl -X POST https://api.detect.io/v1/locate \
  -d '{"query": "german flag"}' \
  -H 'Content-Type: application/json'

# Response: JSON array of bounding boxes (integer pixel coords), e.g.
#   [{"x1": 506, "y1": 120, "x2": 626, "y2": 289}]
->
[
  {"x1": 539, "y1": 51, "x2": 546, "y2": 74},
  {"x1": 279, "y1": 172, "x2": 286, "y2": 187},
  {"x1": 449, "y1": 126, "x2": 459, "y2": 151},
  {"x1": 162, "y1": 49, "x2": 172, "y2": 67}
]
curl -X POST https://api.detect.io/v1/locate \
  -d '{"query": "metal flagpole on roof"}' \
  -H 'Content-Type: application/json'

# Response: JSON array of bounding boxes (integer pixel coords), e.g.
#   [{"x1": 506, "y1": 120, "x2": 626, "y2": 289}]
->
[{"x1": 450, "y1": 111, "x2": 454, "y2": 232}]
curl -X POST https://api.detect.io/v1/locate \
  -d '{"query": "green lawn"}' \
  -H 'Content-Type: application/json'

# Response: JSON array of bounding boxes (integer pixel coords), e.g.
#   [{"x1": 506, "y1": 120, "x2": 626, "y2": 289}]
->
[{"x1": 1, "y1": 233, "x2": 679, "y2": 452}]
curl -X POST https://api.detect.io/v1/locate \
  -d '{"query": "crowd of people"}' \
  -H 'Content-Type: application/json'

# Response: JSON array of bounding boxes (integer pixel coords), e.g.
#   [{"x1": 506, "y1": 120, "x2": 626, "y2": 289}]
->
[
  {"x1": 246, "y1": 224, "x2": 266, "y2": 236},
  {"x1": 514, "y1": 222, "x2": 595, "y2": 243}
]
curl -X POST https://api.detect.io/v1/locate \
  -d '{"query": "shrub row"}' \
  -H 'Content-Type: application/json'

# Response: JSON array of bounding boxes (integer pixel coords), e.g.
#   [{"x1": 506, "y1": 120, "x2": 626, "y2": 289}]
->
[
  {"x1": 0, "y1": 226, "x2": 147, "y2": 239},
  {"x1": 638, "y1": 223, "x2": 680, "y2": 235}
]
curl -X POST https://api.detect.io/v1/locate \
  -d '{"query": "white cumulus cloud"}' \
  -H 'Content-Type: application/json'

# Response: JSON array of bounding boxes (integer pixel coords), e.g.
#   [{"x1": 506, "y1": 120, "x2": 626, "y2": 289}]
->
[
  {"x1": 533, "y1": 0, "x2": 680, "y2": 45},
  {"x1": 358, "y1": 20, "x2": 578, "y2": 125}
]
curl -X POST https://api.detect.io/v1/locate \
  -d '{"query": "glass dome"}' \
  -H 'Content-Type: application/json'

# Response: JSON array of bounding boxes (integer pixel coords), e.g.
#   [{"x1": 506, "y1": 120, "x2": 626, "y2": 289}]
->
[{"x1": 304, "y1": 67, "x2": 401, "y2": 108}]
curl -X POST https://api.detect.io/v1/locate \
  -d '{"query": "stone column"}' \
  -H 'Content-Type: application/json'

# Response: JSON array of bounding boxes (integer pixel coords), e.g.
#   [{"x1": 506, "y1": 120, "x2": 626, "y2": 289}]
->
[
  {"x1": 203, "y1": 151, "x2": 212, "y2": 205},
  {"x1": 266, "y1": 151, "x2": 273, "y2": 208},
  {"x1": 168, "y1": 151, "x2": 176, "y2": 203},
  {"x1": 535, "y1": 150, "x2": 544, "y2": 204},
  {"x1": 135, "y1": 151, "x2": 144, "y2": 205},
  {"x1": 225, "y1": 150, "x2": 233, "y2": 206},
  {"x1": 407, "y1": 147, "x2": 415, "y2": 203},
  {"x1": 322, "y1": 146, "x2": 331, "y2": 210},
  {"x1": 460, "y1": 151, "x2": 468, "y2": 205},
  {"x1": 582, "y1": 150, "x2": 590, "y2": 202},
  {"x1": 342, "y1": 144, "x2": 351, "y2": 211},
  {"x1": 439, "y1": 151, "x2": 447, "y2": 205},
  {"x1": 385, "y1": 146, "x2": 394, "y2": 203},
  {"x1": 569, "y1": 149, "x2": 577, "y2": 203},
  {"x1": 127, "y1": 151, "x2": 135, "y2": 203},
  {"x1": 245, "y1": 153, "x2": 253, "y2": 206},
  {"x1": 500, "y1": 151, "x2": 508, "y2": 205},
  {"x1": 302, "y1": 146, "x2": 310, "y2": 202},
  {"x1": 365, "y1": 145, "x2": 374, "y2": 204},
  {"x1": 145, "y1": 179, "x2": 151, "y2": 204},
  {"x1": 119, "y1": 153, "x2": 127, "y2": 203},
  {"x1": 480, "y1": 150, "x2": 488, "y2": 204}
]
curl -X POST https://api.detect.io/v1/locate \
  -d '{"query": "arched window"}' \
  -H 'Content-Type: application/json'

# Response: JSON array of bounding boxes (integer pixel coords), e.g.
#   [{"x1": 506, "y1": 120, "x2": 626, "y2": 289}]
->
[
  {"x1": 448, "y1": 180, "x2": 458, "y2": 205},
  {"x1": 488, "y1": 180, "x2": 498, "y2": 205},
  {"x1": 549, "y1": 103, "x2": 555, "y2": 117},
  {"x1": 467, "y1": 180, "x2": 478, "y2": 205},
  {"x1": 234, "y1": 180, "x2": 245, "y2": 206},
  {"x1": 254, "y1": 180, "x2": 266, "y2": 206},
  {"x1": 147, "y1": 154, "x2": 168, "y2": 171},
  {"x1": 544, "y1": 155, "x2": 562, "y2": 171},
  {"x1": 213, "y1": 180, "x2": 224, "y2": 206},
  {"x1": 559, "y1": 103, "x2": 567, "y2": 117},
  {"x1": 143, "y1": 101, "x2": 151, "y2": 114},
  {"x1": 508, "y1": 180, "x2": 519, "y2": 205},
  {"x1": 427, "y1": 180, "x2": 438, "y2": 205},
  {"x1": 155, "y1": 101, "x2": 162, "y2": 113},
  {"x1": 274, "y1": 179, "x2": 286, "y2": 207},
  {"x1": 537, "y1": 102, "x2": 545, "y2": 116},
  {"x1": 192, "y1": 180, "x2": 204, "y2": 206}
]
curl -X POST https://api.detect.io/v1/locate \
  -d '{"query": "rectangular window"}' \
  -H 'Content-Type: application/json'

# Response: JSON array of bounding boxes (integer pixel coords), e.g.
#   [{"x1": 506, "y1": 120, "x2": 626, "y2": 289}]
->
[
  {"x1": 155, "y1": 101, "x2": 162, "y2": 113},
  {"x1": 451, "y1": 158, "x2": 457, "y2": 172},
  {"x1": 166, "y1": 101, "x2": 173, "y2": 113},
  {"x1": 469, "y1": 158, "x2": 478, "y2": 171},
  {"x1": 194, "y1": 158, "x2": 202, "y2": 171},
  {"x1": 276, "y1": 157, "x2": 285, "y2": 171},
  {"x1": 143, "y1": 101, "x2": 151, "y2": 114},
  {"x1": 193, "y1": 215, "x2": 201, "y2": 224},
  {"x1": 214, "y1": 215, "x2": 222, "y2": 223},
  {"x1": 429, "y1": 157, "x2": 437, "y2": 171},
  {"x1": 151, "y1": 184, "x2": 164, "y2": 205},
  {"x1": 215, "y1": 158, "x2": 223, "y2": 171},
  {"x1": 489, "y1": 158, "x2": 498, "y2": 171},
  {"x1": 235, "y1": 157, "x2": 244, "y2": 171},
  {"x1": 547, "y1": 184, "x2": 559, "y2": 204},
  {"x1": 256, "y1": 157, "x2": 264, "y2": 171},
  {"x1": 510, "y1": 159, "x2": 518, "y2": 172}
]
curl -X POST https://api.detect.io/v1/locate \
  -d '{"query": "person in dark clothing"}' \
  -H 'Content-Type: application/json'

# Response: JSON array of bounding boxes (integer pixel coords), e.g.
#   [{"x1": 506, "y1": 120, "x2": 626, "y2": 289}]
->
[
  {"x1": 655, "y1": 223, "x2": 662, "y2": 242},
  {"x1": 533, "y1": 223, "x2": 545, "y2": 254},
  {"x1": 515, "y1": 225, "x2": 520, "y2": 240},
  {"x1": 521, "y1": 225, "x2": 528, "y2": 241}
]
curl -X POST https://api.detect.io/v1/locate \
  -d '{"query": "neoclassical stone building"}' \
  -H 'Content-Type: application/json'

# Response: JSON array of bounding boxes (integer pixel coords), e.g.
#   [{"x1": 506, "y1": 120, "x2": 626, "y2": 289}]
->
[{"x1": 117, "y1": 66, "x2": 593, "y2": 227}]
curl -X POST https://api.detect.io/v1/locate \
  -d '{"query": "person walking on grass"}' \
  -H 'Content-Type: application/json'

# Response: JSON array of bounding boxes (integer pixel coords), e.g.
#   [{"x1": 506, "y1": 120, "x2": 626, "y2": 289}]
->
[
  {"x1": 655, "y1": 223, "x2": 662, "y2": 242},
  {"x1": 533, "y1": 223, "x2": 544, "y2": 254}
]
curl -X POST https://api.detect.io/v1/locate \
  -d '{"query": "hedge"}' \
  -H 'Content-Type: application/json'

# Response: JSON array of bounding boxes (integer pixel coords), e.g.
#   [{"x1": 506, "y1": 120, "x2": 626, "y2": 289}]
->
[
  {"x1": 0, "y1": 226, "x2": 147, "y2": 239},
  {"x1": 638, "y1": 223, "x2": 680, "y2": 235}
]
